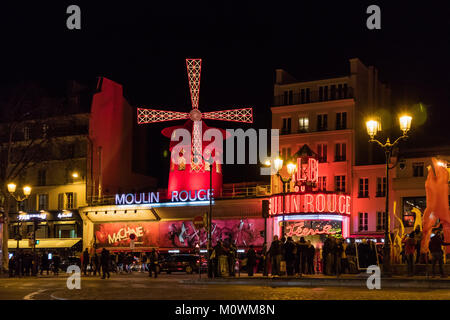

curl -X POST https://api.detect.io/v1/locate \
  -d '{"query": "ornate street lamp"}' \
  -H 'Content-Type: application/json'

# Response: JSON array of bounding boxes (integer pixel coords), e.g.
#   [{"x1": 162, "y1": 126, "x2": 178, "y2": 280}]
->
[
  {"x1": 268, "y1": 158, "x2": 297, "y2": 237},
  {"x1": 365, "y1": 114, "x2": 412, "y2": 276}
]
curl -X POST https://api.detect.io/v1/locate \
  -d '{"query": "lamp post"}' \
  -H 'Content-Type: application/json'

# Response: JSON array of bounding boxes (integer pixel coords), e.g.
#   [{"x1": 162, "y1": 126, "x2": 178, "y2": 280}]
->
[
  {"x1": 270, "y1": 158, "x2": 297, "y2": 237},
  {"x1": 7, "y1": 183, "x2": 32, "y2": 271},
  {"x1": 365, "y1": 115, "x2": 412, "y2": 276}
]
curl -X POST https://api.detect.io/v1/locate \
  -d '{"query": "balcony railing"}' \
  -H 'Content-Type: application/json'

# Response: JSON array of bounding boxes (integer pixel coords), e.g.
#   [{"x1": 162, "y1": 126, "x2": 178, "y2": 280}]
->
[{"x1": 273, "y1": 87, "x2": 354, "y2": 107}]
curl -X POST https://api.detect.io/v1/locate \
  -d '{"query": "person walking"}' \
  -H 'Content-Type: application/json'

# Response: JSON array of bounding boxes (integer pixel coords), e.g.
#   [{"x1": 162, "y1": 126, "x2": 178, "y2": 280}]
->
[
  {"x1": 284, "y1": 237, "x2": 296, "y2": 276},
  {"x1": 402, "y1": 232, "x2": 417, "y2": 277},
  {"x1": 40, "y1": 252, "x2": 50, "y2": 276},
  {"x1": 326, "y1": 237, "x2": 336, "y2": 275},
  {"x1": 322, "y1": 235, "x2": 331, "y2": 275},
  {"x1": 261, "y1": 242, "x2": 268, "y2": 276},
  {"x1": 246, "y1": 245, "x2": 256, "y2": 276},
  {"x1": 148, "y1": 248, "x2": 159, "y2": 278},
  {"x1": 345, "y1": 239, "x2": 357, "y2": 273},
  {"x1": 52, "y1": 252, "x2": 61, "y2": 276},
  {"x1": 82, "y1": 248, "x2": 90, "y2": 276},
  {"x1": 141, "y1": 253, "x2": 147, "y2": 272},
  {"x1": 92, "y1": 252, "x2": 100, "y2": 276},
  {"x1": 100, "y1": 248, "x2": 110, "y2": 279},
  {"x1": 8, "y1": 255, "x2": 16, "y2": 278},
  {"x1": 269, "y1": 235, "x2": 282, "y2": 276},
  {"x1": 306, "y1": 241, "x2": 315, "y2": 274},
  {"x1": 414, "y1": 226, "x2": 423, "y2": 263},
  {"x1": 335, "y1": 239, "x2": 344, "y2": 276},
  {"x1": 429, "y1": 229, "x2": 450, "y2": 278}
]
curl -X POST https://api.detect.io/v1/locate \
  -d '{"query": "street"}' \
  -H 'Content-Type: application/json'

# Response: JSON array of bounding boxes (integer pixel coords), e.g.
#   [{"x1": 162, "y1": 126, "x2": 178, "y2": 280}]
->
[{"x1": 1, "y1": 272, "x2": 450, "y2": 300}]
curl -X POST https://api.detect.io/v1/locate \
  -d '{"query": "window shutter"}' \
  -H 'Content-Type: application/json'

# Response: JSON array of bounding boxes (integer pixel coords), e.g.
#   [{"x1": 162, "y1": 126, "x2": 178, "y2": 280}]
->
[
  {"x1": 58, "y1": 193, "x2": 64, "y2": 210},
  {"x1": 73, "y1": 193, "x2": 77, "y2": 209},
  {"x1": 45, "y1": 194, "x2": 49, "y2": 210}
]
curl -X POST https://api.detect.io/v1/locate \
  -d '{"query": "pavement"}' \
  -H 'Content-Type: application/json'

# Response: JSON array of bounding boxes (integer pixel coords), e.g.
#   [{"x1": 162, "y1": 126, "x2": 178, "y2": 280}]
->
[
  {"x1": 182, "y1": 273, "x2": 450, "y2": 289},
  {"x1": 1, "y1": 272, "x2": 450, "y2": 300}
]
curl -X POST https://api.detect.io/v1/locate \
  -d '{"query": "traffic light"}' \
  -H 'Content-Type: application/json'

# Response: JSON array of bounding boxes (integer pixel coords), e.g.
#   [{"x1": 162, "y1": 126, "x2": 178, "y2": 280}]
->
[{"x1": 262, "y1": 200, "x2": 269, "y2": 218}]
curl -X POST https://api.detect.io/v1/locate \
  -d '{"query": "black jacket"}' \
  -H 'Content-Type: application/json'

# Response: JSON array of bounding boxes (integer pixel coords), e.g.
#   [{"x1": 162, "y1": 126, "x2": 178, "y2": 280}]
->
[
  {"x1": 100, "y1": 249, "x2": 110, "y2": 265},
  {"x1": 269, "y1": 240, "x2": 282, "y2": 256}
]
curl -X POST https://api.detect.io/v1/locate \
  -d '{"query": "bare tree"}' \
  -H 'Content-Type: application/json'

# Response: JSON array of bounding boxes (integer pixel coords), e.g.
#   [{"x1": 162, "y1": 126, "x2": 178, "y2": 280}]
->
[{"x1": 0, "y1": 83, "x2": 60, "y2": 273}]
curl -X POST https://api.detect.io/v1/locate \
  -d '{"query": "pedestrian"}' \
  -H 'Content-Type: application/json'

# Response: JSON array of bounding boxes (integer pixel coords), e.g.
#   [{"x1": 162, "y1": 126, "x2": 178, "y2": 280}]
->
[
  {"x1": 357, "y1": 239, "x2": 370, "y2": 269},
  {"x1": 306, "y1": 240, "x2": 315, "y2": 274},
  {"x1": 246, "y1": 245, "x2": 256, "y2": 276},
  {"x1": 283, "y1": 237, "x2": 296, "y2": 276},
  {"x1": 368, "y1": 240, "x2": 378, "y2": 266},
  {"x1": 52, "y1": 252, "x2": 61, "y2": 276},
  {"x1": 118, "y1": 252, "x2": 124, "y2": 274},
  {"x1": 345, "y1": 239, "x2": 357, "y2": 273},
  {"x1": 148, "y1": 248, "x2": 159, "y2": 278},
  {"x1": 23, "y1": 251, "x2": 32, "y2": 276},
  {"x1": 326, "y1": 237, "x2": 336, "y2": 275},
  {"x1": 269, "y1": 235, "x2": 282, "y2": 276},
  {"x1": 92, "y1": 252, "x2": 100, "y2": 276},
  {"x1": 261, "y1": 242, "x2": 268, "y2": 276},
  {"x1": 40, "y1": 251, "x2": 50, "y2": 276},
  {"x1": 429, "y1": 229, "x2": 450, "y2": 278},
  {"x1": 141, "y1": 253, "x2": 147, "y2": 272},
  {"x1": 228, "y1": 243, "x2": 237, "y2": 277},
  {"x1": 100, "y1": 248, "x2": 110, "y2": 279},
  {"x1": 8, "y1": 254, "x2": 16, "y2": 278},
  {"x1": 82, "y1": 248, "x2": 90, "y2": 276},
  {"x1": 322, "y1": 235, "x2": 331, "y2": 275},
  {"x1": 341, "y1": 240, "x2": 349, "y2": 274},
  {"x1": 402, "y1": 232, "x2": 416, "y2": 277},
  {"x1": 414, "y1": 226, "x2": 423, "y2": 263},
  {"x1": 335, "y1": 239, "x2": 344, "y2": 276},
  {"x1": 298, "y1": 237, "x2": 307, "y2": 275}
]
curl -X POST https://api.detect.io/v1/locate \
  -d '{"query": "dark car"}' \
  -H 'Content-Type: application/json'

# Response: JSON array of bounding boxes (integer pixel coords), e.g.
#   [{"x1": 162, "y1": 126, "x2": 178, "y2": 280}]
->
[
  {"x1": 160, "y1": 254, "x2": 204, "y2": 274},
  {"x1": 60, "y1": 256, "x2": 81, "y2": 272}
]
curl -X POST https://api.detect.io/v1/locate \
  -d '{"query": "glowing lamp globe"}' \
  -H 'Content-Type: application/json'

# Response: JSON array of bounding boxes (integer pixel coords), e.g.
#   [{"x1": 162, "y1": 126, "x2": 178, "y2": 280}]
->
[
  {"x1": 7, "y1": 183, "x2": 16, "y2": 194},
  {"x1": 399, "y1": 115, "x2": 412, "y2": 134},
  {"x1": 366, "y1": 120, "x2": 379, "y2": 138},
  {"x1": 274, "y1": 158, "x2": 283, "y2": 172},
  {"x1": 23, "y1": 186, "x2": 32, "y2": 196},
  {"x1": 287, "y1": 163, "x2": 297, "y2": 175}
]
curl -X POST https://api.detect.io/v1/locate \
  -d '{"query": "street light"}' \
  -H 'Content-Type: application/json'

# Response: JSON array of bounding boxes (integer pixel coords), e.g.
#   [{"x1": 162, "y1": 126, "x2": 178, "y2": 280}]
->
[
  {"x1": 268, "y1": 158, "x2": 297, "y2": 237},
  {"x1": 365, "y1": 114, "x2": 412, "y2": 276},
  {"x1": 7, "y1": 183, "x2": 32, "y2": 272}
]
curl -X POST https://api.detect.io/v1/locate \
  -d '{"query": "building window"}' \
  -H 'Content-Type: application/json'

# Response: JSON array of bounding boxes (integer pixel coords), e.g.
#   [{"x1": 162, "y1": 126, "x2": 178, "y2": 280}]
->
[
  {"x1": 338, "y1": 84, "x2": 343, "y2": 99},
  {"x1": 376, "y1": 211, "x2": 386, "y2": 231},
  {"x1": 359, "y1": 212, "x2": 368, "y2": 231},
  {"x1": 300, "y1": 89, "x2": 305, "y2": 104},
  {"x1": 59, "y1": 192, "x2": 77, "y2": 210},
  {"x1": 336, "y1": 112, "x2": 347, "y2": 130},
  {"x1": 413, "y1": 162, "x2": 424, "y2": 177},
  {"x1": 330, "y1": 85, "x2": 336, "y2": 100},
  {"x1": 281, "y1": 118, "x2": 291, "y2": 134},
  {"x1": 317, "y1": 114, "x2": 328, "y2": 131},
  {"x1": 358, "y1": 178, "x2": 369, "y2": 198},
  {"x1": 305, "y1": 88, "x2": 311, "y2": 103},
  {"x1": 298, "y1": 117, "x2": 309, "y2": 132},
  {"x1": 335, "y1": 175, "x2": 346, "y2": 192},
  {"x1": 281, "y1": 147, "x2": 291, "y2": 160},
  {"x1": 318, "y1": 176, "x2": 327, "y2": 191},
  {"x1": 284, "y1": 90, "x2": 293, "y2": 105},
  {"x1": 317, "y1": 143, "x2": 327, "y2": 163},
  {"x1": 343, "y1": 84, "x2": 348, "y2": 98},
  {"x1": 319, "y1": 86, "x2": 323, "y2": 101},
  {"x1": 38, "y1": 194, "x2": 49, "y2": 210},
  {"x1": 55, "y1": 224, "x2": 77, "y2": 238},
  {"x1": 376, "y1": 177, "x2": 386, "y2": 197},
  {"x1": 37, "y1": 169, "x2": 46, "y2": 186},
  {"x1": 335, "y1": 143, "x2": 346, "y2": 161},
  {"x1": 323, "y1": 86, "x2": 328, "y2": 101}
]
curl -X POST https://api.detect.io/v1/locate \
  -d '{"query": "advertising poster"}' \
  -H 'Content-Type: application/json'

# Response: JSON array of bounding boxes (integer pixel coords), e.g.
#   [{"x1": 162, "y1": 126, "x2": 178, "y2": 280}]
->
[{"x1": 94, "y1": 222, "x2": 159, "y2": 248}]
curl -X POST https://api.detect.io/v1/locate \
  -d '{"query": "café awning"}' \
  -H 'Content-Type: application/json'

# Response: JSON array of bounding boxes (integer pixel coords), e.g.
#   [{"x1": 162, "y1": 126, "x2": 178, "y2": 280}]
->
[{"x1": 8, "y1": 238, "x2": 82, "y2": 249}]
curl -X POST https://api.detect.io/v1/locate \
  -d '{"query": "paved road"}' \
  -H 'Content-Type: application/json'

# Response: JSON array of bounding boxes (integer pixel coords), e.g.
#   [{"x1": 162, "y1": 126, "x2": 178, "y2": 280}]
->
[{"x1": 1, "y1": 272, "x2": 450, "y2": 300}]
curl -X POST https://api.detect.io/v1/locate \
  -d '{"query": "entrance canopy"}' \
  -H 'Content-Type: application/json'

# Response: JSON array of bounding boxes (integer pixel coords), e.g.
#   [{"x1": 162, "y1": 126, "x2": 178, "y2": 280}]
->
[{"x1": 9, "y1": 238, "x2": 82, "y2": 249}]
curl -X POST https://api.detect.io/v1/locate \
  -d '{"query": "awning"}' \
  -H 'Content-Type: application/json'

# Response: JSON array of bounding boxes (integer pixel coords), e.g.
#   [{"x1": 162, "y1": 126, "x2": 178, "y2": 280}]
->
[{"x1": 8, "y1": 238, "x2": 82, "y2": 249}]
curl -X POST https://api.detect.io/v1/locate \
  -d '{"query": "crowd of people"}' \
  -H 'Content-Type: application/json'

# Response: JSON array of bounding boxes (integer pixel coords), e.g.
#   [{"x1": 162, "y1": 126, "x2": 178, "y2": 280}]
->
[{"x1": 8, "y1": 250, "x2": 61, "y2": 277}]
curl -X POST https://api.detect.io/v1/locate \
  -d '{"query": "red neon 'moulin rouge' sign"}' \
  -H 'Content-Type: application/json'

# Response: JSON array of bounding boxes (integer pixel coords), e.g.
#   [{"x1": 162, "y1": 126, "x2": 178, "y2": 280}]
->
[{"x1": 269, "y1": 193, "x2": 351, "y2": 216}]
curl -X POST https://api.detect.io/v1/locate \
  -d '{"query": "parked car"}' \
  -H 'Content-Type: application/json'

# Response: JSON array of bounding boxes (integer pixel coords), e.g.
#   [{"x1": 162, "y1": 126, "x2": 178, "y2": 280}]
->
[{"x1": 160, "y1": 254, "x2": 204, "y2": 274}]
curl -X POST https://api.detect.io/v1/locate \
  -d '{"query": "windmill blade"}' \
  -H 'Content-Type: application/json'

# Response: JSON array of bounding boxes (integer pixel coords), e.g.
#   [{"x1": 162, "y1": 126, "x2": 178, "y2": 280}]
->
[
  {"x1": 186, "y1": 59, "x2": 202, "y2": 109},
  {"x1": 191, "y1": 120, "x2": 203, "y2": 170},
  {"x1": 137, "y1": 108, "x2": 189, "y2": 124},
  {"x1": 202, "y1": 107, "x2": 253, "y2": 123}
]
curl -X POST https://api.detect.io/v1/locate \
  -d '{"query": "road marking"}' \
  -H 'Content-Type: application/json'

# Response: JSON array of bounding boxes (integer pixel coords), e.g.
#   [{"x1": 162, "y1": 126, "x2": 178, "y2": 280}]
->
[
  {"x1": 23, "y1": 289, "x2": 47, "y2": 300},
  {"x1": 50, "y1": 292, "x2": 68, "y2": 300}
]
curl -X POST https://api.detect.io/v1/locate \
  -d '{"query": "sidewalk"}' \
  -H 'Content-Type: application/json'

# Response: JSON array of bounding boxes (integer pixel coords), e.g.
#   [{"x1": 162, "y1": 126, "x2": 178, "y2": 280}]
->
[{"x1": 182, "y1": 273, "x2": 450, "y2": 289}]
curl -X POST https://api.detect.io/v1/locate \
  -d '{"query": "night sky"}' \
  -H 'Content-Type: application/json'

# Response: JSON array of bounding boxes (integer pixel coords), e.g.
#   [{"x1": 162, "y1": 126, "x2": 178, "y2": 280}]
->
[{"x1": 0, "y1": 1, "x2": 449, "y2": 186}]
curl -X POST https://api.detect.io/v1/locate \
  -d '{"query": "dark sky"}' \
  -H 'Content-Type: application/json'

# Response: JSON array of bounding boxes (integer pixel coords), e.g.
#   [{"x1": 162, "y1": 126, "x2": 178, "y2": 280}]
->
[{"x1": 0, "y1": 1, "x2": 449, "y2": 186}]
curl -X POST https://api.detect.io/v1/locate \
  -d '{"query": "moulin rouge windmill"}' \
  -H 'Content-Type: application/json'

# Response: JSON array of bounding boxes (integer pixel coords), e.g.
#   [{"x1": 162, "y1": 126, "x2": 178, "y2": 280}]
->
[{"x1": 137, "y1": 59, "x2": 253, "y2": 198}]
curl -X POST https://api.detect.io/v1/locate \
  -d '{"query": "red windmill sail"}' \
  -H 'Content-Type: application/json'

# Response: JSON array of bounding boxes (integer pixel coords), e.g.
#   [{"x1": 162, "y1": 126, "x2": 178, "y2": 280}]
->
[{"x1": 137, "y1": 59, "x2": 253, "y2": 198}]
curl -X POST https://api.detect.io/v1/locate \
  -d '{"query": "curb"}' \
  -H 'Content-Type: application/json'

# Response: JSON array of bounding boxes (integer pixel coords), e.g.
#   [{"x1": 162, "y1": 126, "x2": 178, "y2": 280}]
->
[{"x1": 181, "y1": 277, "x2": 450, "y2": 289}]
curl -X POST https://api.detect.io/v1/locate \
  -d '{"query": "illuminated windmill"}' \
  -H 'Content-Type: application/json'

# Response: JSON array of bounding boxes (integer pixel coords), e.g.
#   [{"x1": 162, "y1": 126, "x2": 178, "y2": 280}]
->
[{"x1": 137, "y1": 59, "x2": 253, "y2": 198}]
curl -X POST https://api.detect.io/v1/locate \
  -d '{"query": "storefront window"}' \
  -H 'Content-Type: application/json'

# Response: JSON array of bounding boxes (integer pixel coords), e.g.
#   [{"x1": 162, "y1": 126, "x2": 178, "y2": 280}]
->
[{"x1": 55, "y1": 224, "x2": 77, "y2": 238}]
